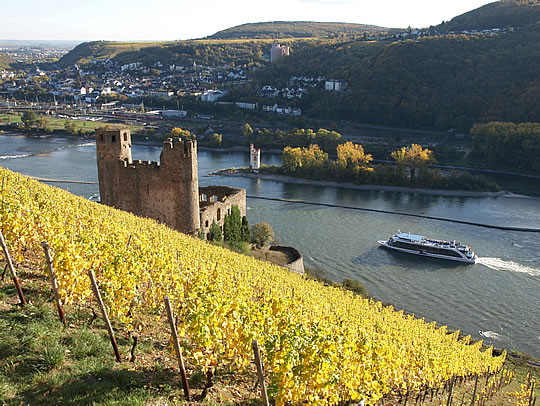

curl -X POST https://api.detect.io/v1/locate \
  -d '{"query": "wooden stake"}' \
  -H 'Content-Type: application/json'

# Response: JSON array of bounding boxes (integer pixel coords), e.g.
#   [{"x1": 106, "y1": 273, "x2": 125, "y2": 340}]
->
[
  {"x1": 470, "y1": 374, "x2": 479, "y2": 406},
  {"x1": 529, "y1": 379, "x2": 536, "y2": 406},
  {"x1": 41, "y1": 242, "x2": 67, "y2": 327},
  {"x1": 446, "y1": 378, "x2": 454, "y2": 406},
  {"x1": 252, "y1": 340, "x2": 269, "y2": 406},
  {"x1": 164, "y1": 296, "x2": 190, "y2": 400},
  {"x1": 0, "y1": 230, "x2": 26, "y2": 305},
  {"x1": 87, "y1": 270, "x2": 122, "y2": 362}
]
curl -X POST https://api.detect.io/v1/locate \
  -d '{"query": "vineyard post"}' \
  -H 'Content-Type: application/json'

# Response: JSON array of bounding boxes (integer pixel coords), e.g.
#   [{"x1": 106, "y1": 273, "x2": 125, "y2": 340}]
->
[
  {"x1": 252, "y1": 340, "x2": 269, "y2": 406},
  {"x1": 529, "y1": 379, "x2": 536, "y2": 406},
  {"x1": 87, "y1": 270, "x2": 122, "y2": 362},
  {"x1": 0, "y1": 229, "x2": 26, "y2": 305},
  {"x1": 470, "y1": 374, "x2": 479, "y2": 406},
  {"x1": 163, "y1": 296, "x2": 190, "y2": 400},
  {"x1": 41, "y1": 242, "x2": 67, "y2": 327},
  {"x1": 446, "y1": 377, "x2": 454, "y2": 406}
]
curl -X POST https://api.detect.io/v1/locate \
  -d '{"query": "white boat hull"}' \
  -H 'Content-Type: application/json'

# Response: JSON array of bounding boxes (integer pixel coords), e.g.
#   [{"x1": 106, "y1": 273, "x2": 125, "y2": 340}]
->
[{"x1": 378, "y1": 240, "x2": 476, "y2": 264}]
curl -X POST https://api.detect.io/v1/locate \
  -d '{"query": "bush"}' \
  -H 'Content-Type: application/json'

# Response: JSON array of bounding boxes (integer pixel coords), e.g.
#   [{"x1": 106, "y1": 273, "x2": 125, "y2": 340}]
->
[
  {"x1": 251, "y1": 222, "x2": 274, "y2": 247},
  {"x1": 342, "y1": 278, "x2": 368, "y2": 297},
  {"x1": 209, "y1": 221, "x2": 222, "y2": 242}
]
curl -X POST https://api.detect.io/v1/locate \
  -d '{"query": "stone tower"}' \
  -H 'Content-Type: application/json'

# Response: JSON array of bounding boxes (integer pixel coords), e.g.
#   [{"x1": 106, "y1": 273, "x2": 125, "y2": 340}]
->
[
  {"x1": 95, "y1": 126, "x2": 132, "y2": 206},
  {"x1": 95, "y1": 127, "x2": 201, "y2": 235},
  {"x1": 158, "y1": 138, "x2": 200, "y2": 234}
]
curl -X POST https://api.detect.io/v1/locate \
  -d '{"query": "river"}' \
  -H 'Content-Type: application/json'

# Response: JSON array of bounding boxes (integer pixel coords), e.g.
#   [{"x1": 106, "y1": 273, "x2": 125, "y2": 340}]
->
[{"x1": 1, "y1": 132, "x2": 539, "y2": 357}]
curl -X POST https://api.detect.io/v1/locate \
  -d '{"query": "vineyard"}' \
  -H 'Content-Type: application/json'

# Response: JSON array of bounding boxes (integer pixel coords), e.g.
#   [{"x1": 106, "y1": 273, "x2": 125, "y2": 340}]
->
[{"x1": 0, "y1": 167, "x2": 528, "y2": 405}]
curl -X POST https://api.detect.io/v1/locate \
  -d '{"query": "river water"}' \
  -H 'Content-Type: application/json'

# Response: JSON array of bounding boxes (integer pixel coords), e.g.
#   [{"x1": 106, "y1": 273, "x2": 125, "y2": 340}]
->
[{"x1": 1, "y1": 133, "x2": 539, "y2": 357}]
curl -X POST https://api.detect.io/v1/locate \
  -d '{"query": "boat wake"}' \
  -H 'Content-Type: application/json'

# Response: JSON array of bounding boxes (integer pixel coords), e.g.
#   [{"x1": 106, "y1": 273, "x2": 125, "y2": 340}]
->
[
  {"x1": 0, "y1": 153, "x2": 32, "y2": 160},
  {"x1": 476, "y1": 257, "x2": 540, "y2": 277},
  {"x1": 0, "y1": 141, "x2": 94, "y2": 160}
]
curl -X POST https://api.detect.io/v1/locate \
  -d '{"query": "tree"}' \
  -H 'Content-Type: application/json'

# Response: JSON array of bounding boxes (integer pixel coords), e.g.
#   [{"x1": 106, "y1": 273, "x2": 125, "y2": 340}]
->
[
  {"x1": 252, "y1": 222, "x2": 274, "y2": 247},
  {"x1": 336, "y1": 141, "x2": 373, "y2": 170},
  {"x1": 170, "y1": 127, "x2": 195, "y2": 140},
  {"x1": 240, "y1": 216, "x2": 251, "y2": 243},
  {"x1": 21, "y1": 111, "x2": 38, "y2": 130},
  {"x1": 242, "y1": 123, "x2": 253, "y2": 139},
  {"x1": 391, "y1": 144, "x2": 435, "y2": 179},
  {"x1": 209, "y1": 133, "x2": 222, "y2": 147},
  {"x1": 223, "y1": 205, "x2": 242, "y2": 242},
  {"x1": 209, "y1": 221, "x2": 222, "y2": 242},
  {"x1": 64, "y1": 119, "x2": 77, "y2": 135}
]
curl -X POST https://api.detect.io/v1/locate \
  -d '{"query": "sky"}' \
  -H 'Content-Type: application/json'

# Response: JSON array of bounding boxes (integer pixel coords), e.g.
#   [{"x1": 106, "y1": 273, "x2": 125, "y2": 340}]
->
[{"x1": 1, "y1": 0, "x2": 497, "y2": 41}]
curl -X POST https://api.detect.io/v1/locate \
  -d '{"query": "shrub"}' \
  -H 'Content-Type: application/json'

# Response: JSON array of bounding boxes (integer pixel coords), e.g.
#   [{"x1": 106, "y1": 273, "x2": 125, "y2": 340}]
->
[{"x1": 251, "y1": 222, "x2": 274, "y2": 247}]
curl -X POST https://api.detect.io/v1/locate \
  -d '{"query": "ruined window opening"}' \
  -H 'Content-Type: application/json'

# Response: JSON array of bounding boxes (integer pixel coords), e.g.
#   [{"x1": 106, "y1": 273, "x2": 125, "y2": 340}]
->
[
  {"x1": 111, "y1": 135, "x2": 116, "y2": 143},
  {"x1": 213, "y1": 195, "x2": 218, "y2": 202},
  {"x1": 205, "y1": 220, "x2": 209, "y2": 227},
  {"x1": 217, "y1": 208, "x2": 221, "y2": 221},
  {"x1": 201, "y1": 194, "x2": 207, "y2": 202},
  {"x1": 100, "y1": 134, "x2": 104, "y2": 142},
  {"x1": 123, "y1": 133, "x2": 127, "y2": 141},
  {"x1": 228, "y1": 208, "x2": 231, "y2": 215},
  {"x1": 206, "y1": 233, "x2": 211, "y2": 240}
]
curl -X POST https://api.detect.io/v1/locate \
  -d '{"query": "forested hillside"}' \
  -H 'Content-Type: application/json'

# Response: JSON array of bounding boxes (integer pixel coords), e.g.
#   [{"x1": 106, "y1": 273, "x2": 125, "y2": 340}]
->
[
  {"x1": 57, "y1": 38, "x2": 315, "y2": 68},
  {"x1": 437, "y1": 0, "x2": 539, "y2": 32},
  {"x1": 255, "y1": 23, "x2": 539, "y2": 130},
  {"x1": 206, "y1": 21, "x2": 390, "y2": 39}
]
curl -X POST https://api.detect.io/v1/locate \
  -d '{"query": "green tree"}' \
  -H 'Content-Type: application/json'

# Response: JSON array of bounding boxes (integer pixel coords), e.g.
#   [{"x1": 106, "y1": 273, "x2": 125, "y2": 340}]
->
[
  {"x1": 21, "y1": 111, "x2": 38, "y2": 130},
  {"x1": 252, "y1": 222, "x2": 274, "y2": 247},
  {"x1": 223, "y1": 205, "x2": 242, "y2": 242},
  {"x1": 240, "y1": 216, "x2": 251, "y2": 243},
  {"x1": 209, "y1": 220, "x2": 222, "y2": 242}
]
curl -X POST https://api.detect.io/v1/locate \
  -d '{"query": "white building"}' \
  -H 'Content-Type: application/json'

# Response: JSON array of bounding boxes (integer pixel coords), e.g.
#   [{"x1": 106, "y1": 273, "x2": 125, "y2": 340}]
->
[
  {"x1": 250, "y1": 144, "x2": 261, "y2": 170},
  {"x1": 325, "y1": 79, "x2": 348, "y2": 92},
  {"x1": 201, "y1": 89, "x2": 228, "y2": 102}
]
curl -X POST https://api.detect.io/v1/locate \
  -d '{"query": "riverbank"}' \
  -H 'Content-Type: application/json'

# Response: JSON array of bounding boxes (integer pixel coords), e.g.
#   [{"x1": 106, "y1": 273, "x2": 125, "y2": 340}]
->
[{"x1": 212, "y1": 168, "x2": 515, "y2": 198}]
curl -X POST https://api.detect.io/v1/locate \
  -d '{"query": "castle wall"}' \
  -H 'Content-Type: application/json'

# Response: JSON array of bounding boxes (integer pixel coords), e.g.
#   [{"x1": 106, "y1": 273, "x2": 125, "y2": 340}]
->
[{"x1": 199, "y1": 186, "x2": 246, "y2": 239}]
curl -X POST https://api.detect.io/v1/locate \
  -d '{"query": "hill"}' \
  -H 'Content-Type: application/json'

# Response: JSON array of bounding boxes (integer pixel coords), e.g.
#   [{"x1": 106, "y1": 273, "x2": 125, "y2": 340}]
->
[
  {"x1": 0, "y1": 53, "x2": 15, "y2": 70},
  {"x1": 438, "y1": 0, "x2": 540, "y2": 32},
  {"x1": 57, "y1": 38, "x2": 320, "y2": 68},
  {"x1": 57, "y1": 40, "x2": 169, "y2": 67},
  {"x1": 206, "y1": 21, "x2": 390, "y2": 39},
  {"x1": 252, "y1": 22, "x2": 539, "y2": 130}
]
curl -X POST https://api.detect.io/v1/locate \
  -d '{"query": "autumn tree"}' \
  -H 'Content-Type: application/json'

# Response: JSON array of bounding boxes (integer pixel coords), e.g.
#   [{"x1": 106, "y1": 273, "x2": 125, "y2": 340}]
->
[
  {"x1": 336, "y1": 141, "x2": 373, "y2": 170},
  {"x1": 391, "y1": 144, "x2": 435, "y2": 179},
  {"x1": 170, "y1": 127, "x2": 195, "y2": 140},
  {"x1": 242, "y1": 123, "x2": 253, "y2": 139}
]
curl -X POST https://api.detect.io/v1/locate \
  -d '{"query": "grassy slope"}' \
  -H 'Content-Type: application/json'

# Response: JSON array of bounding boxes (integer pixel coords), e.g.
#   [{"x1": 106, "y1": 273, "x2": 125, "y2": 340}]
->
[{"x1": 0, "y1": 53, "x2": 16, "y2": 70}]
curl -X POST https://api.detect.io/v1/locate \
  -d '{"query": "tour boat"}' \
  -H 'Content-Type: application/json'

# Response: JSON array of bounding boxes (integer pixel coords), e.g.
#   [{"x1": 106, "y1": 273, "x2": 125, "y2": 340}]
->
[{"x1": 377, "y1": 232, "x2": 476, "y2": 264}]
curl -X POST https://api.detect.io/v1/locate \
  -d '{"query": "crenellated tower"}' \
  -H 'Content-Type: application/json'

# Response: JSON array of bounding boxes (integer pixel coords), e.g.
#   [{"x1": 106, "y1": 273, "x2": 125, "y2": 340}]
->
[
  {"x1": 159, "y1": 138, "x2": 200, "y2": 234},
  {"x1": 95, "y1": 127, "x2": 201, "y2": 235},
  {"x1": 95, "y1": 126, "x2": 132, "y2": 206}
]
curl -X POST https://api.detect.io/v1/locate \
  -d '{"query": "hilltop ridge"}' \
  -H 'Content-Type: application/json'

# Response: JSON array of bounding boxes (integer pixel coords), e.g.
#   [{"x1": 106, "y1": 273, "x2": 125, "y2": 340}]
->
[{"x1": 205, "y1": 21, "x2": 391, "y2": 40}]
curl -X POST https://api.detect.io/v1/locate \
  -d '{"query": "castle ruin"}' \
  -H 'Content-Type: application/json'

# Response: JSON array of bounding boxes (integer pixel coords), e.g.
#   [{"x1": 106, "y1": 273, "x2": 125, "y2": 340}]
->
[{"x1": 95, "y1": 127, "x2": 246, "y2": 237}]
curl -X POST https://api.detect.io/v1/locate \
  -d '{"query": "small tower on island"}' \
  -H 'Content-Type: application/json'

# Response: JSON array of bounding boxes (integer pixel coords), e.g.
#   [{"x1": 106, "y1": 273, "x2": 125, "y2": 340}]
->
[{"x1": 250, "y1": 144, "x2": 260, "y2": 171}]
